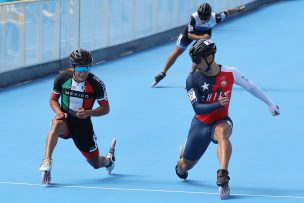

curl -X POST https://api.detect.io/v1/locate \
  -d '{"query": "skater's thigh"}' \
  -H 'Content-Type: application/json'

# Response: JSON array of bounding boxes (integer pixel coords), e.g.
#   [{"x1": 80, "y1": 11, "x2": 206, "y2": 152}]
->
[
  {"x1": 183, "y1": 116, "x2": 212, "y2": 161},
  {"x1": 51, "y1": 118, "x2": 68, "y2": 137}
]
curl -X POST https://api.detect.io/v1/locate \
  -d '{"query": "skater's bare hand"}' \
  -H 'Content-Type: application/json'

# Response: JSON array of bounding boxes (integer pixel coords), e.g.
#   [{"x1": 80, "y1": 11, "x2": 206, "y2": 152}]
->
[
  {"x1": 219, "y1": 91, "x2": 230, "y2": 106},
  {"x1": 55, "y1": 112, "x2": 67, "y2": 120},
  {"x1": 76, "y1": 108, "x2": 90, "y2": 119}
]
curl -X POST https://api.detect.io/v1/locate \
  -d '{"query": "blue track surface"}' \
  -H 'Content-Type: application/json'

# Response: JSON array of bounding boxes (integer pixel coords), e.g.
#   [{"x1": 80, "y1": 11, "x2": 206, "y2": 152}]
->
[{"x1": 1, "y1": 1, "x2": 304, "y2": 202}]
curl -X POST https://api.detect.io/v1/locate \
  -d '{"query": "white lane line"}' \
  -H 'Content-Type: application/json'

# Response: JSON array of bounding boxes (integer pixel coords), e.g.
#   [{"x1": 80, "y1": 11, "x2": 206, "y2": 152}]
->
[{"x1": 0, "y1": 181, "x2": 303, "y2": 199}]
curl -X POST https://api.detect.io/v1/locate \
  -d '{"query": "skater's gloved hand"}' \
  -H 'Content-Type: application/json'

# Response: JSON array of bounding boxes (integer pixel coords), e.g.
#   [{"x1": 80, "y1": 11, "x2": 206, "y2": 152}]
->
[
  {"x1": 154, "y1": 72, "x2": 166, "y2": 82},
  {"x1": 268, "y1": 103, "x2": 280, "y2": 116}
]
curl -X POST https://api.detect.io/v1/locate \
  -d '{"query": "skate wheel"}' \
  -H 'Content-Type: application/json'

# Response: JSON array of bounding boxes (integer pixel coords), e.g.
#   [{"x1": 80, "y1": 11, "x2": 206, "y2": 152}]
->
[
  {"x1": 219, "y1": 185, "x2": 230, "y2": 199},
  {"x1": 41, "y1": 171, "x2": 51, "y2": 185}
]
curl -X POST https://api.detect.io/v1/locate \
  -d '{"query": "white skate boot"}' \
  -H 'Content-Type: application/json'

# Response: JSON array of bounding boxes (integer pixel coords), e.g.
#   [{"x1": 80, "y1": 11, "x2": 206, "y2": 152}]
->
[
  {"x1": 39, "y1": 158, "x2": 52, "y2": 184},
  {"x1": 106, "y1": 138, "x2": 116, "y2": 174}
]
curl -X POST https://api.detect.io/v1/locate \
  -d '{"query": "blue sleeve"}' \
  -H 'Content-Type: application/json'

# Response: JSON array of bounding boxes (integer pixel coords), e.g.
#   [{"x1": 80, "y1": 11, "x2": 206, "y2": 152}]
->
[{"x1": 186, "y1": 74, "x2": 222, "y2": 115}]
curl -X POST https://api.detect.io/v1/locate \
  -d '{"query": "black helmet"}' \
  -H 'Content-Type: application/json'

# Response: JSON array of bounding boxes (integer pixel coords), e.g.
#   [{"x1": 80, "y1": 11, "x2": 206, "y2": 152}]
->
[
  {"x1": 69, "y1": 49, "x2": 93, "y2": 66},
  {"x1": 189, "y1": 39, "x2": 216, "y2": 65},
  {"x1": 197, "y1": 3, "x2": 212, "y2": 20}
]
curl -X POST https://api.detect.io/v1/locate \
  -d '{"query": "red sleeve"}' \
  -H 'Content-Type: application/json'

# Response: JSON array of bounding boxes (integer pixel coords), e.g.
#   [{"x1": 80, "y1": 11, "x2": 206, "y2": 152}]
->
[
  {"x1": 51, "y1": 91, "x2": 60, "y2": 101},
  {"x1": 98, "y1": 99, "x2": 108, "y2": 106}
]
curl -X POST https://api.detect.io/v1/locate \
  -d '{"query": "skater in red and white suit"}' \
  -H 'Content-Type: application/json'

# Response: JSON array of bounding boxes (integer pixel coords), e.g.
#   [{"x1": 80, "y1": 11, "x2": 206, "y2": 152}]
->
[{"x1": 175, "y1": 39, "x2": 280, "y2": 199}]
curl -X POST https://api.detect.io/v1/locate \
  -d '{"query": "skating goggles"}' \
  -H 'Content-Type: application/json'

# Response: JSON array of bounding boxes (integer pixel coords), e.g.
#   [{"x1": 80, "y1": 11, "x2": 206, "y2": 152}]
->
[
  {"x1": 74, "y1": 66, "x2": 91, "y2": 73},
  {"x1": 191, "y1": 56, "x2": 202, "y2": 64}
]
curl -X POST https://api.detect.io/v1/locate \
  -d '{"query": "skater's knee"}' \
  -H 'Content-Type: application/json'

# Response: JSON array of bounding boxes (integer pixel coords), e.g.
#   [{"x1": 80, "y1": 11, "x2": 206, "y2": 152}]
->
[
  {"x1": 51, "y1": 119, "x2": 66, "y2": 134},
  {"x1": 214, "y1": 124, "x2": 231, "y2": 141}
]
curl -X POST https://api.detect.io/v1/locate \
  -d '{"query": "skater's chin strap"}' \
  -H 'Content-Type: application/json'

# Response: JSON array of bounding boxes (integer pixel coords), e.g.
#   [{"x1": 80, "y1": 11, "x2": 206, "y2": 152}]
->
[{"x1": 203, "y1": 54, "x2": 215, "y2": 72}]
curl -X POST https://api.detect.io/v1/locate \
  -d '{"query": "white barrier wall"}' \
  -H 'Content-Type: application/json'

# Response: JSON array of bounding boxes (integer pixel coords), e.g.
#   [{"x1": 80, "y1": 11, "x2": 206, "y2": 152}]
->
[{"x1": 0, "y1": 0, "x2": 252, "y2": 74}]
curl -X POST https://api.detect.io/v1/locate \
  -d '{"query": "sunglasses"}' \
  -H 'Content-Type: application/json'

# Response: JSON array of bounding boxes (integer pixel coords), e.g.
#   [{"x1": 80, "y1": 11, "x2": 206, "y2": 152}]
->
[
  {"x1": 74, "y1": 66, "x2": 91, "y2": 73},
  {"x1": 191, "y1": 56, "x2": 202, "y2": 64}
]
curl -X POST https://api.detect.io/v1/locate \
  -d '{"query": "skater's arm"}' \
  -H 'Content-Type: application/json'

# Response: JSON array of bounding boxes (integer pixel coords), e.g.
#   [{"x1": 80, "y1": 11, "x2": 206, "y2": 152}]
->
[
  {"x1": 188, "y1": 21, "x2": 212, "y2": 40},
  {"x1": 76, "y1": 101, "x2": 110, "y2": 119},
  {"x1": 186, "y1": 74, "x2": 222, "y2": 114},
  {"x1": 224, "y1": 5, "x2": 245, "y2": 16},
  {"x1": 190, "y1": 96, "x2": 222, "y2": 114},
  {"x1": 50, "y1": 72, "x2": 69, "y2": 119},
  {"x1": 50, "y1": 94, "x2": 67, "y2": 119},
  {"x1": 232, "y1": 67, "x2": 280, "y2": 116},
  {"x1": 214, "y1": 5, "x2": 245, "y2": 24},
  {"x1": 76, "y1": 77, "x2": 110, "y2": 119}
]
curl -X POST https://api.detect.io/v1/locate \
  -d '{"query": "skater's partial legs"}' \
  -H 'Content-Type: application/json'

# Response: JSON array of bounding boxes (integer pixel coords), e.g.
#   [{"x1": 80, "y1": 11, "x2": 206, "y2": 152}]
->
[
  {"x1": 213, "y1": 120, "x2": 233, "y2": 199},
  {"x1": 44, "y1": 118, "x2": 67, "y2": 161},
  {"x1": 82, "y1": 138, "x2": 116, "y2": 173},
  {"x1": 213, "y1": 123, "x2": 232, "y2": 170},
  {"x1": 152, "y1": 46, "x2": 185, "y2": 87}
]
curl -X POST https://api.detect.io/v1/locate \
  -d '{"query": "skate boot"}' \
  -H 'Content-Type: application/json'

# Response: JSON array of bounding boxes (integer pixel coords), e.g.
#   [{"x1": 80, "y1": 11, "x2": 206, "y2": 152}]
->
[
  {"x1": 217, "y1": 169, "x2": 231, "y2": 199},
  {"x1": 175, "y1": 145, "x2": 188, "y2": 180},
  {"x1": 151, "y1": 72, "x2": 166, "y2": 87},
  {"x1": 106, "y1": 138, "x2": 116, "y2": 174},
  {"x1": 175, "y1": 164, "x2": 188, "y2": 180},
  {"x1": 39, "y1": 158, "x2": 52, "y2": 184}
]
